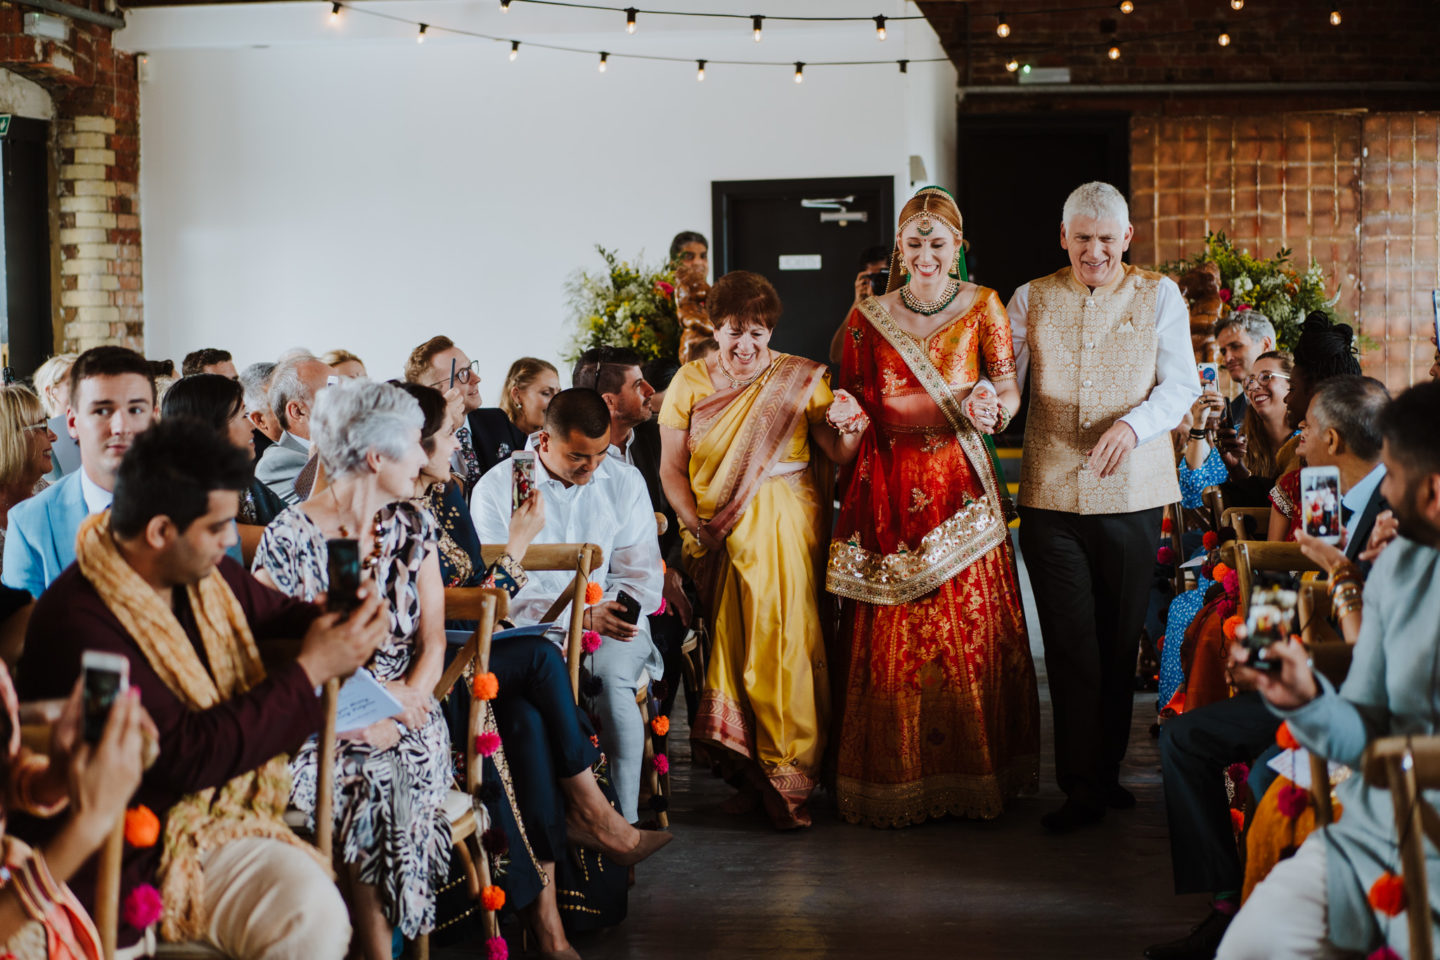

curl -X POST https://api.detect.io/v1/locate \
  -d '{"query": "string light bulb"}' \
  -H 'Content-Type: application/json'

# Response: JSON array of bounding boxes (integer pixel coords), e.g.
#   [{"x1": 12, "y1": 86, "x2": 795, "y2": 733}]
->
[
  {"x1": 329, "y1": 1, "x2": 341, "y2": 21},
  {"x1": 996, "y1": 12, "x2": 1011, "y2": 38},
  {"x1": 1329, "y1": 8, "x2": 1341, "y2": 24},
  {"x1": 509, "y1": 40, "x2": 520, "y2": 61},
  {"x1": 598, "y1": 51, "x2": 609, "y2": 71},
  {"x1": 1005, "y1": 58, "x2": 1019, "y2": 72},
  {"x1": 897, "y1": 59, "x2": 909, "y2": 73},
  {"x1": 696, "y1": 59, "x2": 705, "y2": 81},
  {"x1": 1230, "y1": 0, "x2": 1243, "y2": 8},
  {"x1": 416, "y1": 23, "x2": 427, "y2": 43},
  {"x1": 1118, "y1": 0, "x2": 1133, "y2": 11},
  {"x1": 1108, "y1": 45, "x2": 1121, "y2": 60},
  {"x1": 625, "y1": 7, "x2": 637, "y2": 33},
  {"x1": 499, "y1": 0, "x2": 510, "y2": 10},
  {"x1": 752, "y1": 15, "x2": 763, "y2": 41},
  {"x1": 1217, "y1": 31, "x2": 1230, "y2": 45},
  {"x1": 874, "y1": 15, "x2": 886, "y2": 40},
  {"x1": 794, "y1": 61, "x2": 804, "y2": 83}
]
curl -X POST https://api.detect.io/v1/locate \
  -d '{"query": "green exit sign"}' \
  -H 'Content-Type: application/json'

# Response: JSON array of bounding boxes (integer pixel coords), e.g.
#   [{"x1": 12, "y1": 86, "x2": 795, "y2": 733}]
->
[{"x1": 0, "y1": 115, "x2": 11, "y2": 138}]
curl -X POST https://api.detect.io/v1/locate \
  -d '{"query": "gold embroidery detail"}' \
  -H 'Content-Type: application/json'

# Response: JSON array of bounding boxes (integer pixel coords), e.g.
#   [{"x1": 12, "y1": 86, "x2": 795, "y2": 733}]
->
[
  {"x1": 920, "y1": 431, "x2": 951, "y2": 454},
  {"x1": 880, "y1": 366, "x2": 910, "y2": 396},
  {"x1": 908, "y1": 489, "x2": 933, "y2": 513}
]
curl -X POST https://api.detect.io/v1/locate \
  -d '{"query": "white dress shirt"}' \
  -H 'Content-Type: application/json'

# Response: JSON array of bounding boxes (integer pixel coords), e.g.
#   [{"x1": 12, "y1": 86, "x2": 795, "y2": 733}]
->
[
  {"x1": 1007, "y1": 273, "x2": 1199, "y2": 447},
  {"x1": 470, "y1": 444, "x2": 664, "y2": 637},
  {"x1": 283, "y1": 430, "x2": 311, "y2": 452},
  {"x1": 79, "y1": 467, "x2": 114, "y2": 515}
]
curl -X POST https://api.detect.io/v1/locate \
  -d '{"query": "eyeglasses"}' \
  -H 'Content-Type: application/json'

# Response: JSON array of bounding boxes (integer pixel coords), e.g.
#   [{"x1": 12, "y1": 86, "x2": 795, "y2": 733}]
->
[
  {"x1": 432, "y1": 360, "x2": 480, "y2": 388},
  {"x1": 23, "y1": 421, "x2": 49, "y2": 432},
  {"x1": 1244, "y1": 371, "x2": 1290, "y2": 388}
]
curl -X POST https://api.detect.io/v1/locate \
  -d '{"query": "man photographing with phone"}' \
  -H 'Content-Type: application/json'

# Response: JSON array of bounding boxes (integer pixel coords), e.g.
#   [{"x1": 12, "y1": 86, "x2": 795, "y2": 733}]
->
[
  {"x1": 17, "y1": 418, "x2": 390, "y2": 959},
  {"x1": 1215, "y1": 380, "x2": 1440, "y2": 960},
  {"x1": 828, "y1": 245, "x2": 892, "y2": 365}
]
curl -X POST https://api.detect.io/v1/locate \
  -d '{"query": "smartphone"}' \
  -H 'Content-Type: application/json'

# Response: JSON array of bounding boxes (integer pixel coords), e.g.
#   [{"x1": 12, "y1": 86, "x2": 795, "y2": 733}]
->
[
  {"x1": 1299, "y1": 465, "x2": 1343, "y2": 544},
  {"x1": 1242, "y1": 581, "x2": 1299, "y2": 674},
  {"x1": 82, "y1": 650, "x2": 130, "y2": 744},
  {"x1": 1197, "y1": 362, "x2": 1219, "y2": 390},
  {"x1": 1431, "y1": 290, "x2": 1439, "y2": 353},
  {"x1": 326, "y1": 538, "x2": 363, "y2": 615},
  {"x1": 511, "y1": 451, "x2": 536, "y2": 513},
  {"x1": 449, "y1": 357, "x2": 458, "y2": 390},
  {"x1": 615, "y1": 589, "x2": 641, "y2": 625}
]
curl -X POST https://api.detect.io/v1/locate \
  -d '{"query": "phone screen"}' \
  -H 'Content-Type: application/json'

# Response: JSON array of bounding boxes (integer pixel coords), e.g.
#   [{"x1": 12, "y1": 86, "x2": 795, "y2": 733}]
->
[
  {"x1": 326, "y1": 538, "x2": 363, "y2": 615},
  {"x1": 82, "y1": 653, "x2": 129, "y2": 744},
  {"x1": 511, "y1": 452, "x2": 536, "y2": 513},
  {"x1": 1243, "y1": 582, "x2": 1298, "y2": 673},
  {"x1": 1299, "y1": 466, "x2": 1343, "y2": 544}
]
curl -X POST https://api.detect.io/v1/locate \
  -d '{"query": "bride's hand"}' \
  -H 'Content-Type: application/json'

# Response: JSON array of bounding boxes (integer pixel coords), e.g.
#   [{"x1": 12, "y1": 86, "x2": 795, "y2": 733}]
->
[
  {"x1": 826, "y1": 390, "x2": 869, "y2": 435},
  {"x1": 964, "y1": 392, "x2": 999, "y2": 433}
]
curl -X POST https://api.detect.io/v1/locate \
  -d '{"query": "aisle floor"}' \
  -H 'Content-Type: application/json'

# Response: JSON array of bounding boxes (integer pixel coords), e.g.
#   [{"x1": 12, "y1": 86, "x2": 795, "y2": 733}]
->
[{"x1": 441, "y1": 539, "x2": 1207, "y2": 959}]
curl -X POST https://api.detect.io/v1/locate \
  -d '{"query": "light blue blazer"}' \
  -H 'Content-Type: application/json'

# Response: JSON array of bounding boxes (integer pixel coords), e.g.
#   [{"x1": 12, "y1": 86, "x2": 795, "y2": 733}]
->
[{"x1": 2, "y1": 472, "x2": 88, "y2": 599}]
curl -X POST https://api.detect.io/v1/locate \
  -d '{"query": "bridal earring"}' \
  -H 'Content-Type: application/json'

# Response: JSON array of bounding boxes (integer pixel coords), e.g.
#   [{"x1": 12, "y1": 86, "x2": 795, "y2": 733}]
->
[{"x1": 947, "y1": 249, "x2": 963, "y2": 280}]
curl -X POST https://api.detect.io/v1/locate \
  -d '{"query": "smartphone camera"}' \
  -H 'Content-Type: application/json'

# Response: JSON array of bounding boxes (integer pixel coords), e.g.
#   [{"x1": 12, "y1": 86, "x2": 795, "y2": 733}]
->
[
  {"x1": 82, "y1": 650, "x2": 130, "y2": 744},
  {"x1": 326, "y1": 538, "x2": 363, "y2": 616}
]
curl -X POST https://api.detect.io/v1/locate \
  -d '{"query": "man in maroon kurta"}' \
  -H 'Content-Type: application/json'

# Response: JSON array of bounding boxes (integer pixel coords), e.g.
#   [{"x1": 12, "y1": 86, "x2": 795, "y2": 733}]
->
[{"x1": 15, "y1": 419, "x2": 388, "y2": 957}]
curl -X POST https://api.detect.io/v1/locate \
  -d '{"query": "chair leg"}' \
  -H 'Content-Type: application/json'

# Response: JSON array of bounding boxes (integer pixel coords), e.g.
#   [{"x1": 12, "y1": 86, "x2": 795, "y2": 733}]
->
[{"x1": 636, "y1": 687, "x2": 668, "y2": 829}]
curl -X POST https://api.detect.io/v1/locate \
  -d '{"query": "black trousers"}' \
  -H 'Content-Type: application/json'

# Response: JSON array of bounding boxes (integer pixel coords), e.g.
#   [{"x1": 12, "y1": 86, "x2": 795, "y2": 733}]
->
[
  {"x1": 1158, "y1": 692, "x2": 1280, "y2": 894},
  {"x1": 1018, "y1": 505, "x2": 1164, "y2": 807}
]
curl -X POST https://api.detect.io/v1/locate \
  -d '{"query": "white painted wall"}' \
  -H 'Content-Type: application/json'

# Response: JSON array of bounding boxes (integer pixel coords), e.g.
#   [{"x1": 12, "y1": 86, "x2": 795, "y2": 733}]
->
[{"x1": 120, "y1": 1, "x2": 956, "y2": 389}]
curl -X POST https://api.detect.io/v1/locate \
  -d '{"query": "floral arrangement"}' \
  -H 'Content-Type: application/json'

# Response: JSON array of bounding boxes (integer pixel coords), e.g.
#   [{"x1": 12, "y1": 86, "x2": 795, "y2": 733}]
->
[
  {"x1": 1161, "y1": 231, "x2": 1342, "y2": 351},
  {"x1": 565, "y1": 246, "x2": 681, "y2": 363}
]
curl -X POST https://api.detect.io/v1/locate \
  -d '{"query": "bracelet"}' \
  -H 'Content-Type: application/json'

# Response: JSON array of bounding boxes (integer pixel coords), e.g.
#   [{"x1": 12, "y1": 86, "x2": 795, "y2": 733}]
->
[
  {"x1": 995, "y1": 404, "x2": 1013, "y2": 432},
  {"x1": 1329, "y1": 574, "x2": 1363, "y2": 598},
  {"x1": 1329, "y1": 561, "x2": 1364, "y2": 590},
  {"x1": 1188, "y1": 429, "x2": 1208, "y2": 440}
]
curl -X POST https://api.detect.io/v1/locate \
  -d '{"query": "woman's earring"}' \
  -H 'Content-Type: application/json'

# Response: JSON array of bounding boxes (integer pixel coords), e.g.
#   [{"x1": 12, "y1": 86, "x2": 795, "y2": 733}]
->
[{"x1": 947, "y1": 251, "x2": 962, "y2": 280}]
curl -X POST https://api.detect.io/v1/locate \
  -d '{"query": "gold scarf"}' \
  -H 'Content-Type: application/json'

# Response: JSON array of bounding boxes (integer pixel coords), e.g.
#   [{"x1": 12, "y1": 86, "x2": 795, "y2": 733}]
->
[{"x1": 74, "y1": 512, "x2": 324, "y2": 942}]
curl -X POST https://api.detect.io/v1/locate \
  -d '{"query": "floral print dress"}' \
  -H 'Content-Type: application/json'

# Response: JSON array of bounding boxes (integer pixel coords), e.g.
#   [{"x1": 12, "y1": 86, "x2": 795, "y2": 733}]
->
[{"x1": 253, "y1": 501, "x2": 452, "y2": 938}]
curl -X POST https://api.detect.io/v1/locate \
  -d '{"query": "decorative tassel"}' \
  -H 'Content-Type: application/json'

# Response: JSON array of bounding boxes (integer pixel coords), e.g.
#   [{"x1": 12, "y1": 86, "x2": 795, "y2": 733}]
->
[
  {"x1": 651, "y1": 715, "x2": 670, "y2": 737},
  {"x1": 582, "y1": 630, "x2": 603, "y2": 654},
  {"x1": 481, "y1": 826, "x2": 509, "y2": 857},
  {"x1": 1202, "y1": 530, "x2": 1219, "y2": 551},
  {"x1": 1225, "y1": 762, "x2": 1251, "y2": 784},
  {"x1": 1222, "y1": 615, "x2": 1246, "y2": 641},
  {"x1": 582, "y1": 674, "x2": 604, "y2": 697},
  {"x1": 654, "y1": 753, "x2": 670, "y2": 775},
  {"x1": 481, "y1": 885, "x2": 506, "y2": 911},
  {"x1": 1367, "y1": 947, "x2": 1402, "y2": 960},
  {"x1": 1276, "y1": 783, "x2": 1310, "y2": 819},
  {"x1": 471, "y1": 672, "x2": 499, "y2": 700},
  {"x1": 649, "y1": 795, "x2": 669, "y2": 813},
  {"x1": 1161, "y1": 516, "x2": 1174, "y2": 534},
  {"x1": 1222, "y1": 569, "x2": 1240, "y2": 597},
  {"x1": 474, "y1": 732, "x2": 501, "y2": 757},
  {"x1": 123, "y1": 884, "x2": 164, "y2": 929},
  {"x1": 1229, "y1": 808, "x2": 1245, "y2": 833},
  {"x1": 1368, "y1": 872, "x2": 1406, "y2": 916},
  {"x1": 1157, "y1": 546, "x2": 1176, "y2": 565},
  {"x1": 1276, "y1": 721, "x2": 1300, "y2": 750},
  {"x1": 486, "y1": 935, "x2": 509, "y2": 960},
  {"x1": 1212, "y1": 562, "x2": 1232, "y2": 582},
  {"x1": 585, "y1": 582, "x2": 603, "y2": 605},
  {"x1": 124, "y1": 805, "x2": 160, "y2": 848}
]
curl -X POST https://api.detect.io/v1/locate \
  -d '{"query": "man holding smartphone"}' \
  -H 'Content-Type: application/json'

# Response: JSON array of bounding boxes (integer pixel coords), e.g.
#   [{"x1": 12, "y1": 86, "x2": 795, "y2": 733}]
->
[{"x1": 828, "y1": 245, "x2": 892, "y2": 365}]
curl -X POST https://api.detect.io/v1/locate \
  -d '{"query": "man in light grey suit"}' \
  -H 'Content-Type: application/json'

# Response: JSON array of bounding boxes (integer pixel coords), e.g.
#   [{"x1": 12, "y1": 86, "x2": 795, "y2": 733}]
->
[{"x1": 254, "y1": 354, "x2": 334, "y2": 506}]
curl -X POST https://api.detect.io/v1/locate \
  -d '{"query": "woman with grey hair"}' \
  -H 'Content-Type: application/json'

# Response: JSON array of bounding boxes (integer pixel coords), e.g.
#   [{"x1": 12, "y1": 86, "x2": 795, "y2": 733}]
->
[{"x1": 251, "y1": 377, "x2": 452, "y2": 956}]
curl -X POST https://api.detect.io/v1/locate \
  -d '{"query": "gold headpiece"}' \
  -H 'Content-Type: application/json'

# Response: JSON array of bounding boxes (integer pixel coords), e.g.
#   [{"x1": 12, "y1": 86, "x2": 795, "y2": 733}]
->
[{"x1": 896, "y1": 186, "x2": 962, "y2": 239}]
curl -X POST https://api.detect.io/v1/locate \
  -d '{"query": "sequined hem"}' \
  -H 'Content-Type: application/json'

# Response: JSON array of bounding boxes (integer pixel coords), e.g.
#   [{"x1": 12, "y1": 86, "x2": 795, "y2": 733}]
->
[
  {"x1": 835, "y1": 760, "x2": 1039, "y2": 829},
  {"x1": 825, "y1": 499, "x2": 1009, "y2": 605}
]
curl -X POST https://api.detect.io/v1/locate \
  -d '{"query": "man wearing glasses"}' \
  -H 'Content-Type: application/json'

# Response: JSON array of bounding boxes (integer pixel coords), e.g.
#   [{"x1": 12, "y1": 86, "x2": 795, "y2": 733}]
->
[{"x1": 403, "y1": 336, "x2": 493, "y2": 493}]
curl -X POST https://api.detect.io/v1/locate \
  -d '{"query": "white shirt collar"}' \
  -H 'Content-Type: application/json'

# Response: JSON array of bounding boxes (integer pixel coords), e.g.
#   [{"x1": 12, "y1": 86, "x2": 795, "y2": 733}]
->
[
  {"x1": 78, "y1": 466, "x2": 113, "y2": 515},
  {"x1": 1343, "y1": 462, "x2": 1386, "y2": 514},
  {"x1": 284, "y1": 430, "x2": 311, "y2": 452}
]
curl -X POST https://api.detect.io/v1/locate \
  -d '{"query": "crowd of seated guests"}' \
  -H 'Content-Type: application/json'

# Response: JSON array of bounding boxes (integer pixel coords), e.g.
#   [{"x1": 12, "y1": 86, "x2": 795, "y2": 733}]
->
[{"x1": 0, "y1": 336, "x2": 680, "y2": 959}]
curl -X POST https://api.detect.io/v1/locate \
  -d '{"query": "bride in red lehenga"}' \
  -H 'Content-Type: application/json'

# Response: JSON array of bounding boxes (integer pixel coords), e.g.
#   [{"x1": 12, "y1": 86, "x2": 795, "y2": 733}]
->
[{"x1": 826, "y1": 185, "x2": 1040, "y2": 828}]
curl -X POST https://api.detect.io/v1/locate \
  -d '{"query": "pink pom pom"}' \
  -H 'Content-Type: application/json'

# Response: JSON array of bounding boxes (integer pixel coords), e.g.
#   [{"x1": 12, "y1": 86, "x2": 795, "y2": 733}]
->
[
  {"x1": 1216, "y1": 597, "x2": 1236, "y2": 620},
  {"x1": 1156, "y1": 546, "x2": 1176, "y2": 565},
  {"x1": 1222, "y1": 569, "x2": 1240, "y2": 596},
  {"x1": 486, "y1": 935, "x2": 509, "y2": 960},
  {"x1": 1368, "y1": 948, "x2": 1402, "y2": 960},
  {"x1": 654, "y1": 598, "x2": 667, "y2": 616},
  {"x1": 1225, "y1": 762, "x2": 1251, "y2": 784},
  {"x1": 654, "y1": 753, "x2": 670, "y2": 775},
  {"x1": 474, "y1": 732, "x2": 501, "y2": 757},
  {"x1": 1277, "y1": 783, "x2": 1310, "y2": 819},
  {"x1": 581, "y1": 630, "x2": 603, "y2": 654},
  {"x1": 123, "y1": 883, "x2": 164, "y2": 930}
]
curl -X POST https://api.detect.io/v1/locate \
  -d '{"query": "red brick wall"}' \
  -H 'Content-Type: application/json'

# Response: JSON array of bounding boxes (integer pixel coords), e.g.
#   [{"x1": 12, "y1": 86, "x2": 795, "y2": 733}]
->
[{"x1": 1, "y1": 5, "x2": 142, "y2": 353}]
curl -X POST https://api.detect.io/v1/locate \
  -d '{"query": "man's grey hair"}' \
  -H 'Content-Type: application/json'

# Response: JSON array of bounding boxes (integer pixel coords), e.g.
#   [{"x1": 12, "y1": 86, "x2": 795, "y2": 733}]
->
[
  {"x1": 1062, "y1": 181, "x2": 1130, "y2": 228},
  {"x1": 1309, "y1": 375, "x2": 1390, "y2": 463},
  {"x1": 312, "y1": 378, "x2": 423, "y2": 480},
  {"x1": 268, "y1": 353, "x2": 322, "y2": 431},
  {"x1": 1214, "y1": 311, "x2": 1277, "y2": 348},
  {"x1": 239, "y1": 362, "x2": 277, "y2": 414}
]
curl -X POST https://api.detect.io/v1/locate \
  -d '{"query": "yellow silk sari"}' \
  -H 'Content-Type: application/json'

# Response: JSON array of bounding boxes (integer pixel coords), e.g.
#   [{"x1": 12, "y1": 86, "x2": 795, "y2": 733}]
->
[{"x1": 658, "y1": 354, "x2": 833, "y2": 828}]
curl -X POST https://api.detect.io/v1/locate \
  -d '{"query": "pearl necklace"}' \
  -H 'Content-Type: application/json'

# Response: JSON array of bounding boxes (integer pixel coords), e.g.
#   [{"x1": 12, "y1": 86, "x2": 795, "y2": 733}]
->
[
  {"x1": 900, "y1": 277, "x2": 962, "y2": 316},
  {"x1": 716, "y1": 354, "x2": 769, "y2": 390}
]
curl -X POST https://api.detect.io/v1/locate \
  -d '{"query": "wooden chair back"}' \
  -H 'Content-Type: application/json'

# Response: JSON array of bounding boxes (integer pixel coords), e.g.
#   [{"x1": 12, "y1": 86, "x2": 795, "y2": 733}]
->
[
  {"x1": 1164, "y1": 502, "x2": 1188, "y2": 595},
  {"x1": 1221, "y1": 507, "x2": 1271, "y2": 543},
  {"x1": 1202, "y1": 484, "x2": 1226, "y2": 532},
  {"x1": 1362, "y1": 735, "x2": 1440, "y2": 960}
]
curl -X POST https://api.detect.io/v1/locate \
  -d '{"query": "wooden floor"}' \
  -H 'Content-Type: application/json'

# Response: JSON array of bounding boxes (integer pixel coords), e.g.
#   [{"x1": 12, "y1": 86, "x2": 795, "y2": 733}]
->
[{"x1": 439, "y1": 539, "x2": 1207, "y2": 959}]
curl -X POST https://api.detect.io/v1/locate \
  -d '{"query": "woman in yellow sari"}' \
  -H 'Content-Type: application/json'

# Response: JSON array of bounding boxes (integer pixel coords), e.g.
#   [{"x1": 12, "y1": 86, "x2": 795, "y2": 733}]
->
[{"x1": 659, "y1": 271, "x2": 865, "y2": 829}]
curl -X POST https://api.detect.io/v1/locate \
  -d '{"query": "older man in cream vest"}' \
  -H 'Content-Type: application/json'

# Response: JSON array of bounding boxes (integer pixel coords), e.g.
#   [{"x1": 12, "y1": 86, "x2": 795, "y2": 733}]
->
[{"x1": 1008, "y1": 182, "x2": 1199, "y2": 834}]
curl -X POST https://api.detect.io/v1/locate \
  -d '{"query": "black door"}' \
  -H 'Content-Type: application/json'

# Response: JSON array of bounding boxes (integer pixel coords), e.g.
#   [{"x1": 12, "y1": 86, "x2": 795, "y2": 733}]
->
[
  {"x1": 1, "y1": 116, "x2": 53, "y2": 380},
  {"x1": 955, "y1": 113, "x2": 1131, "y2": 305},
  {"x1": 712, "y1": 176, "x2": 894, "y2": 365}
]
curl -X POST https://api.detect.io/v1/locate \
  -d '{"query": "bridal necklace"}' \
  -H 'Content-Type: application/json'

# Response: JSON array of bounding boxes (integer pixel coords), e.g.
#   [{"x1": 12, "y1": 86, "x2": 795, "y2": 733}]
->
[
  {"x1": 716, "y1": 352, "x2": 769, "y2": 390},
  {"x1": 900, "y1": 275, "x2": 961, "y2": 316}
]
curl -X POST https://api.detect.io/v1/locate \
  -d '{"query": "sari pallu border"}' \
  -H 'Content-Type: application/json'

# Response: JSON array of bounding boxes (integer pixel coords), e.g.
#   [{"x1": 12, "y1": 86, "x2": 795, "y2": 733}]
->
[{"x1": 826, "y1": 299, "x2": 1009, "y2": 606}]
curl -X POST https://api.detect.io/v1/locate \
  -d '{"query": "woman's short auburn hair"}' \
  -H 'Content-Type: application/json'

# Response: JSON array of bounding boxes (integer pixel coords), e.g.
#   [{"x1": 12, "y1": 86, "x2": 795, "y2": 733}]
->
[{"x1": 709, "y1": 271, "x2": 782, "y2": 332}]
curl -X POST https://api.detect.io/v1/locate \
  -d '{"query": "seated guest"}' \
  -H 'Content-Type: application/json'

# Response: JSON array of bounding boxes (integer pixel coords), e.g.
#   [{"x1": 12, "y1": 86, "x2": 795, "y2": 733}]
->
[
  {"x1": 1213, "y1": 311, "x2": 1277, "y2": 425},
  {"x1": 321, "y1": 349, "x2": 367, "y2": 379},
  {"x1": 471, "y1": 389, "x2": 664, "y2": 824},
  {"x1": 33, "y1": 353, "x2": 80, "y2": 478},
  {"x1": 17, "y1": 418, "x2": 386, "y2": 958},
  {"x1": 180, "y1": 348, "x2": 237, "y2": 380},
  {"x1": 1216, "y1": 380, "x2": 1440, "y2": 960},
  {"x1": 0, "y1": 659, "x2": 146, "y2": 959},
  {"x1": 239, "y1": 362, "x2": 281, "y2": 457},
  {"x1": 494, "y1": 355, "x2": 561, "y2": 450},
  {"x1": 255, "y1": 353, "x2": 332, "y2": 506},
  {"x1": 1178, "y1": 352, "x2": 1294, "y2": 508},
  {"x1": 162, "y1": 374, "x2": 285, "y2": 562},
  {"x1": 394, "y1": 382, "x2": 475, "y2": 586},
  {"x1": 252, "y1": 378, "x2": 452, "y2": 952},
  {"x1": 3, "y1": 347, "x2": 154, "y2": 598},
  {"x1": 0, "y1": 386, "x2": 57, "y2": 578},
  {"x1": 404, "y1": 336, "x2": 491, "y2": 491}
]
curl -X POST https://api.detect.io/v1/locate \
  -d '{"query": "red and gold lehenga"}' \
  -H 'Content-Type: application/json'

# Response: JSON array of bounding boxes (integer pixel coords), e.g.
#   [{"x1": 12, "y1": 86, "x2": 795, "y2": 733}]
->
[{"x1": 826, "y1": 290, "x2": 1040, "y2": 828}]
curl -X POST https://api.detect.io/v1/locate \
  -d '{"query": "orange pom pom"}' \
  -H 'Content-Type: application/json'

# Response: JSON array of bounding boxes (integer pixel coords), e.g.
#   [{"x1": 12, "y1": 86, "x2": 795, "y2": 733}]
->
[
  {"x1": 651, "y1": 715, "x2": 670, "y2": 736},
  {"x1": 585, "y1": 582, "x2": 603, "y2": 605},
  {"x1": 1212, "y1": 562, "x2": 1231, "y2": 581},
  {"x1": 1368, "y1": 871, "x2": 1406, "y2": 916},
  {"x1": 481, "y1": 885, "x2": 506, "y2": 911},
  {"x1": 1229, "y1": 808, "x2": 1245, "y2": 834},
  {"x1": 1222, "y1": 615, "x2": 1245, "y2": 641},
  {"x1": 660, "y1": 559, "x2": 666, "y2": 574},
  {"x1": 1276, "y1": 721, "x2": 1300, "y2": 751},
  {"x1": 124, "y1": 805, "x2": 160, "y2": 848},
  {"x1": 471, "y1": 672, "x2": 499, "y2": 701}
]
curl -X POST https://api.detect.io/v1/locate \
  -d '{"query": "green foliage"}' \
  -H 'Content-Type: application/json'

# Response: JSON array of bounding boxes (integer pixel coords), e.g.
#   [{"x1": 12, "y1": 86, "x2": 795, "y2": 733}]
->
[
  {"x1": 1160, "y1": 231, "x2": 1342, "y2": 351},
  {"x1": 564, "y1": 246, "x2": 680, "y2": 364}
]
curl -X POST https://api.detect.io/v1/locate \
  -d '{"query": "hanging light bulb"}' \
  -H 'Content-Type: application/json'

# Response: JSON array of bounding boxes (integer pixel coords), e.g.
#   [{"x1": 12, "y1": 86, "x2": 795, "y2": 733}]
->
[
  {"x1": 509, "y1": 40, "x2": 520, "y2": 61},
  {"x1": 499, "y1": 0, "x2": 510, "y2": 10},
  {"x1": 416, "y1": 23, "x2": 428, "y2": 43},
  {"x1": 897, "y1": 59, "x2": 909, "y2": 73},
  {"x1": 752, "y1": 15, "x2": 763, "y2": 41},
  {"x1": 996, "y1": 12, "x2": 1011, "y2": 38},
  {"x1": 874, "y1": 15, "x2": 887, "y2": 40},
  {"x1": 1118, "y1": 0, "x2": 1134, "y2": 12},
  {"x1": 625, "y1": 7, "x2": 637, "y2": 33},
  {"x1": 1004, "y1": 58, "x2": 1019, "y2": 72},
  {"x1": 598, "y1": 51, "x2": 609, "y2": 72},
  {"x1": 1329, "y1": 8, "x2": 1342, "y2": 24},
  {"x1": 1108, "y1": 44, "x2": 1121, "y2": 60},
  {"x1": 1230, "y1": 0, "x2": 1244, "y2": 9},
  {"x1": 696, "y1": 59, "x2": 706, "y2": 81},
  {"x1": 794, "y1": 61, "x2": 804, "y2": 84},
  {"x1": 1217, "y1": 31, "x2": 1231, "y2": 45},
  {"x1": 328, "y1": 1, "x2": 341, "y2": 21}
]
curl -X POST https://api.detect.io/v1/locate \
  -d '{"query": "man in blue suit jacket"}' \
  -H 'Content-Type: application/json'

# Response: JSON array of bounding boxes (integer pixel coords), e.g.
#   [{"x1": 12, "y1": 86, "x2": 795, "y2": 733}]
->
[{"x1": 3, "y1": 347, "x2": 155, "y2": 598}]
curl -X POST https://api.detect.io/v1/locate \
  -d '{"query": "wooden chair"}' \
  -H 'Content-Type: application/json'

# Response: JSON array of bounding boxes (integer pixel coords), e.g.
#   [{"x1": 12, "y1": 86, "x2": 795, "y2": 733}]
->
[
  {"x1": 1202, "y1": 484, "x2": 1227, "y2": 533},
  {"x1": 1163, "y1": 501, "x2": 1189, "y2": 595},
  {"x1": 1362, "y1": 735, "x2": 1440, "y2": 960},
  {"x1": 1221, "y1": 506, "x2": 1271, "y2": 543}
]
